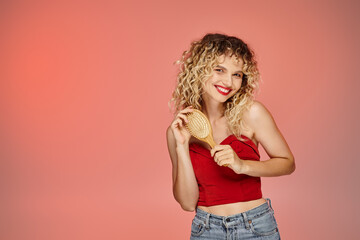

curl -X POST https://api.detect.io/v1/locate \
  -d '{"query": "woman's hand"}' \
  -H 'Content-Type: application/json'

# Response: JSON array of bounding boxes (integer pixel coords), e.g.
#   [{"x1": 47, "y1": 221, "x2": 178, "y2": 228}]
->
[
  {"x1": 210, "y1": 145, "x2": 247, "y2": 174},
  {"x1": 170, "y1": 106, "x2": 194, "y2": 146}
]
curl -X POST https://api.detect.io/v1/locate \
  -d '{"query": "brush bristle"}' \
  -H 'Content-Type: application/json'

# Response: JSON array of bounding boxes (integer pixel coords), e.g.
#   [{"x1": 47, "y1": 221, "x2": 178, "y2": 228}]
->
[{"x1": 186, "y1": 109, "x2": 210, "y2": 139}]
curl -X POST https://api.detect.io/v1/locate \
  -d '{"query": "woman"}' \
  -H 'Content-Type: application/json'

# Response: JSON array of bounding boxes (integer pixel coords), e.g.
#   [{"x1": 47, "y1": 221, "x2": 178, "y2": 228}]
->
[{"x1": 166, "y1": 33, "x2": 295, "y2": 239}]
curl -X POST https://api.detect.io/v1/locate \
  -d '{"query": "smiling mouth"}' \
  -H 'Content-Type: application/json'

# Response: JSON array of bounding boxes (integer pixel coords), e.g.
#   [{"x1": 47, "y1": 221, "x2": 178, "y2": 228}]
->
[{"x1": 215, "y1": 85, "x2": 231, "y2": 95}]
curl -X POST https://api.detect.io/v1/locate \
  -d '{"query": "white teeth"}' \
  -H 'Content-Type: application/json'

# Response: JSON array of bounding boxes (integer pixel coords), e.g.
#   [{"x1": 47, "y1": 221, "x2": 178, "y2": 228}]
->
[{"x1": 216, "y1": 86, "x2": 230, "y2": 93}]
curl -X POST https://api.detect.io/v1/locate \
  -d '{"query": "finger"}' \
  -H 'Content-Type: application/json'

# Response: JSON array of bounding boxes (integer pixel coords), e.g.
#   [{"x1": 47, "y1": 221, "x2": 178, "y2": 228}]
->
[
  {"x1": 176, "y1": 107, "x2": 195, "y2": 123},
  {"x1": 179, "y1": 107, "x2": 194, "y2": 114},
  {"x1": 214, "y1": 144, "x2": 229, "y2": 151},
  {"x1": 171, "y1": 119, "x2": 180, "y2": 129},
  {"x1": 214, "y1": 150, "x2": 233, "y2": 159},
  {"x1": 172, "y1": 119, "x2": 185, "y2": 129},
  {"x1": 176, "y1": 113, "x2": 189, "y2": 123},
  {"x1": 210, "y1": 145, "x2": 227, "y2": 157},
  {"x1": 218, "y1": 158, "x2": 232, "y2": 167},
  {"x1": 172, "y1": 114, "x2": 188, "y2": 129},
  {"x1": 214, "y1": 153, "x2": 232, "y2": 163},
  {"x1": 183, "y1": 105, "x2": 193, "y2": 109},
  {"x1": 213, "y1": 153, "x2": 221, "y2": 163},
  {"x1": 216, "y1": 147, "x2": 234, "y2": 157},
  {"x1": 215, "y1": 157, "x2": 228, "y2": 166},
  {"x1": 182, "y1": 105, "x2": 194, "y2": 110},
  {"x1": 221, "y1": 153, "x2": 234, "y2": 160}
]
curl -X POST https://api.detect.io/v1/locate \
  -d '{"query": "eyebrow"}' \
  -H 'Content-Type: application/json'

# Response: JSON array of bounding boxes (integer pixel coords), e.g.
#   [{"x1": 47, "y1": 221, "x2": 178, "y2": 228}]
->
[{"x1": 215, "y1": 65, "x2": 243, "y2": 74}]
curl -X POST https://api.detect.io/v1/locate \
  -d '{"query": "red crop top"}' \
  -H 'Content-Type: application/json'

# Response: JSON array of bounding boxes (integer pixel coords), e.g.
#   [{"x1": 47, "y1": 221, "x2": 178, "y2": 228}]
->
[{"x1": 189, "y1": 134, "x2": 263, "y2": 207}]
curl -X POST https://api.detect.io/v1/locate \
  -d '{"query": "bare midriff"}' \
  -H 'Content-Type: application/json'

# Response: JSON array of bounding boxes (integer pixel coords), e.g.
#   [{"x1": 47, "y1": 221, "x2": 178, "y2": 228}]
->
[{"x1": 197, "y1": 198, "x2": 267, "y2": 216}]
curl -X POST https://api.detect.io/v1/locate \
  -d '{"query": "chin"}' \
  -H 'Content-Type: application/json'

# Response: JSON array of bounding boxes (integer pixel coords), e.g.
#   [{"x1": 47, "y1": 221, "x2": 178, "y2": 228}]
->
[{"x1": 216, "y1": 97, "x2": 231, "y2": 104}]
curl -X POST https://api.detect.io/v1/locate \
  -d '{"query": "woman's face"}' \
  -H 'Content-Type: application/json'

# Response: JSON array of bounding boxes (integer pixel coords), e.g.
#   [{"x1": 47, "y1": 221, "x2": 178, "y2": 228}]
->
[{"x1": 202, "y1": 54, "x2": 244, "y2": 104}]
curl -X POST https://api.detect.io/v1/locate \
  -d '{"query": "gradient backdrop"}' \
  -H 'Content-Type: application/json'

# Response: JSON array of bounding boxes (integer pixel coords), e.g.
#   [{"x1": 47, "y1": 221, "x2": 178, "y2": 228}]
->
[{"x1": 1, "y1": 0, "x2": 359, "y2": 239}]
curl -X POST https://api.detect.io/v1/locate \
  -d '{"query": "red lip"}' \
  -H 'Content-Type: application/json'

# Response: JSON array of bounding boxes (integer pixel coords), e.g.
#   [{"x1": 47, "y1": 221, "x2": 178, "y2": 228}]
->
[
  {"x1": 215, "y1": 85, "x2": 231, "y2": 96},
  {"x1": 215, "y1": 85, "x2": 231, "y2": 90}
]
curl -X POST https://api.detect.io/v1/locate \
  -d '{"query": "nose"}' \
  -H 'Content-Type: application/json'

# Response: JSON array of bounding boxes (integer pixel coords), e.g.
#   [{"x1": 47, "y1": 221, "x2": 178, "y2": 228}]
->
[{"x1": 221, "y1": 74, "x2": 232, "y2": 87}]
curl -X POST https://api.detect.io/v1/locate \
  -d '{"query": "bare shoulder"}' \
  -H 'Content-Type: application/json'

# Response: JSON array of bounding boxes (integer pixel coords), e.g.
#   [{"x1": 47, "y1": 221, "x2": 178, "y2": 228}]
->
[
  {"x1": 244, "y1": 100, "x2": 274, "y2": 126},
  {"x1": 243, "y1": 100, "x2": 272, "y2": 122},
  {"x1": 244, "y1": 100, "x2": 278, "y2": 137},
  {"x1": 244, "y1": 100, "x2": 294, "y2": 161},
  {"x1": 241, "y1": 100, "x2": 273, "y2": 140}
]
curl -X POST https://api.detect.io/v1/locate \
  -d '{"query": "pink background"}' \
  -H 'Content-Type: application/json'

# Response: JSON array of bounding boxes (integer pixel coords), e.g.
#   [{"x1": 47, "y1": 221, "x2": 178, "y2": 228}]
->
[{"x1": 1, "y1": 0, "x2": 359, "y2": 239}]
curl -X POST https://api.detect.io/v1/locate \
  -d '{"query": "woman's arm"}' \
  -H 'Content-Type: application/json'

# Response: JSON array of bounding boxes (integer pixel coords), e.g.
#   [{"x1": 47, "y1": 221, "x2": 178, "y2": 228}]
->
[
  {"x1": 241, "y1": 101, "x2": 296, "y2": 177},
  {"x1": 166, "y1": 126, "x2": 199, "y2": 211}
]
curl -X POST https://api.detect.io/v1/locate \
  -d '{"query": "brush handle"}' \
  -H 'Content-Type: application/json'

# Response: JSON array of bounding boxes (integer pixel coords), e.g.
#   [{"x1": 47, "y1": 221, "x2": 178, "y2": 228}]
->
[
  {"x1": 206, "y1": 135, "x2": 230, "y2": 167},
  {"x1": 205, "y1": 135, "x2": 216, "y2": 149},
  {"x1": 205, "y1": 135, "x2": 229, "y2": 167}
]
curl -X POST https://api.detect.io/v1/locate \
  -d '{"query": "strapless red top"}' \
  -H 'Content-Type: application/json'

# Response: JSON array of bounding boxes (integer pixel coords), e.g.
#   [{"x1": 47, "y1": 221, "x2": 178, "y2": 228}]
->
[{"x1": 189, "y1": 134, "x2": 263, "y2": 207}]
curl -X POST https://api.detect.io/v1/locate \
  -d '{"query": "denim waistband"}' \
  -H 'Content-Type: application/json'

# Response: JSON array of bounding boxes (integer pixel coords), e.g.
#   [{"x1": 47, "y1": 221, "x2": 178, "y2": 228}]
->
[{"x1": 194, "y1": 198, "x2": 274, "y2": 229}]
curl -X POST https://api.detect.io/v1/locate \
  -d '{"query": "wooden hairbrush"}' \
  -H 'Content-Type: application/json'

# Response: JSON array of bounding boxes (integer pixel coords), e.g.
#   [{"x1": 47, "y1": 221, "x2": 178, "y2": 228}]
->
[
  {"x1": 185, "y1": 109, "x2": 216, "y2": 148},
  {"x1": 185, "y1": 109, "x2": 229, "y2": 167}
]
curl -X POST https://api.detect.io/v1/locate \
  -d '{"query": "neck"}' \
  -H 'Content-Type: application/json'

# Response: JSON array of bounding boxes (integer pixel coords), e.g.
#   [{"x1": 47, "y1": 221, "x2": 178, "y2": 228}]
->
[{"x1": 201, "y1": 98, "x2": 225, "y2": 123}]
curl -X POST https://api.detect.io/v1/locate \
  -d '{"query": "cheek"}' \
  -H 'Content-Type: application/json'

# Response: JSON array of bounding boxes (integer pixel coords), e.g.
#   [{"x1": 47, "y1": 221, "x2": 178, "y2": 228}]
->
[
  {"x1": 236, "y1": 80, "x2": 243, "y2": 89},
  {"x1": 204, "y1": 81, "x2": 214, "y2": 89}
]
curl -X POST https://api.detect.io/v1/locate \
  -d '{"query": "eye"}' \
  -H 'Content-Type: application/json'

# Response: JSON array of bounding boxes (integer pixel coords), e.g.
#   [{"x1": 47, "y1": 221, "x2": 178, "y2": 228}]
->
[
  {"x1": 214, "y1": 68, "x2": 223, "y2": 72},
  {"x1": 234, "y1": 73, "x2": 242, "y2": 78}
]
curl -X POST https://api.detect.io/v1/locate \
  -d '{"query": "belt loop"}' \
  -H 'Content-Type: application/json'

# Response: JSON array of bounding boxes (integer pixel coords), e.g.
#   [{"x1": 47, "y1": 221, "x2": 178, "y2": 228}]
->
[
  {"x1": 222, "y1": 217, "x2": 228, "y2": 228},
  {"x1": 242, "y1": 212, "x2": 250, "y2": 230},
  {"x1": 205, "y1": 213, "x2": 210, "y2": 230},
  {"x1": 266, "y1": 198, "x2": 274, "y2": 212}
]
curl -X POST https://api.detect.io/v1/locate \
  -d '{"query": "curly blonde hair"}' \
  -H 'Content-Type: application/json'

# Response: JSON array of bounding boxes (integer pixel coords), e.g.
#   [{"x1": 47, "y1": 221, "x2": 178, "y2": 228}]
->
[{"x1": 168, "y1": 33, "x2": 261, "y2": 141}]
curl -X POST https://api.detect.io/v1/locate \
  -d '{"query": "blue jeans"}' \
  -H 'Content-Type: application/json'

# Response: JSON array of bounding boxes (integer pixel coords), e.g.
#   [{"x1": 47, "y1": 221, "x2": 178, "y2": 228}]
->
[{"x1": 190, "y1": 198, "x2": 280, "y2": 240}]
